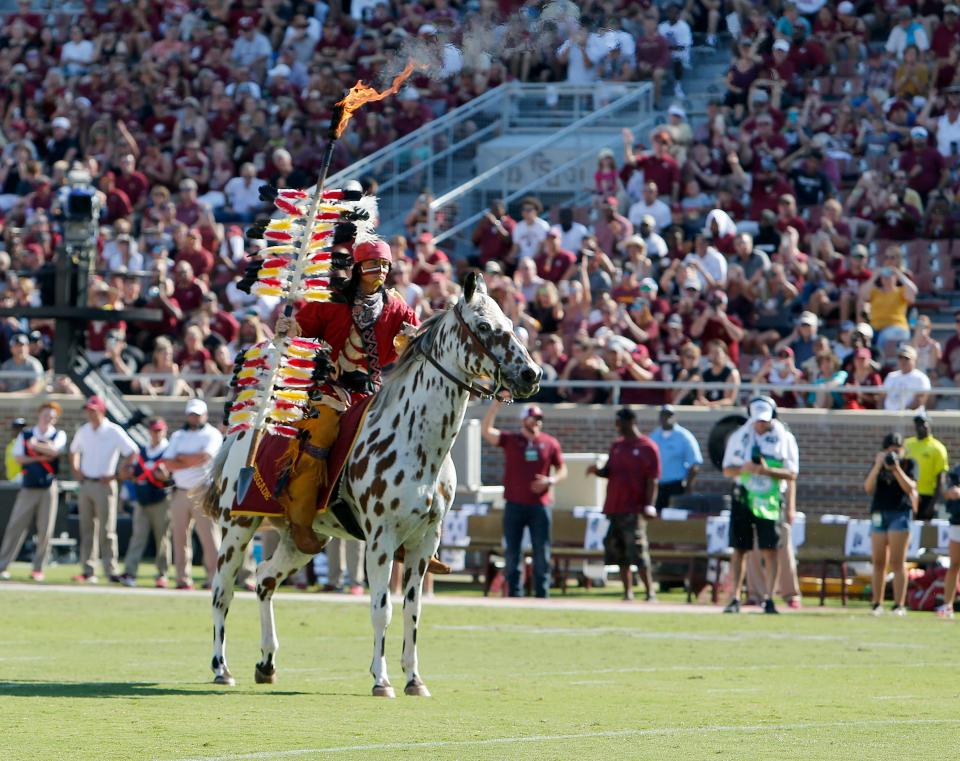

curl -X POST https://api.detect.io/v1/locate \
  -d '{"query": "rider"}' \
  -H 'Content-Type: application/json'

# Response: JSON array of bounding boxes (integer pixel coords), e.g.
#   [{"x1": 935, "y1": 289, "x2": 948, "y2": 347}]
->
[{"x1": 275, "y1": 239, "x2": 419, "y2": 554}]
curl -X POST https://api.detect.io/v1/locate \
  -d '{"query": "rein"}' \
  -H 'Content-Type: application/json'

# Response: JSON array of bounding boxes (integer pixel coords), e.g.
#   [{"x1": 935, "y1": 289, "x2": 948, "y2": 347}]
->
[{"x1": 416, "y1": 304, "x2": 505, "y2": 400}]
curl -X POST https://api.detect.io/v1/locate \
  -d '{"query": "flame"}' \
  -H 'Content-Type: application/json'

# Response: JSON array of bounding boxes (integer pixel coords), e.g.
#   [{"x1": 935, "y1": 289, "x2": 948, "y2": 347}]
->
[{"x1": 334, "y1": 61, "x2": 417, "y2": 138}]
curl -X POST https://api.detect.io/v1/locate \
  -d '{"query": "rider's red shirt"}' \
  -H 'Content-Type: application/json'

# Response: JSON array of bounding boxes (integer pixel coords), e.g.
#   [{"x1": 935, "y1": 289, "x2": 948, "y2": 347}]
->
[{"x1": 295, "y1": 289, "x2": 419, "y2": 367}]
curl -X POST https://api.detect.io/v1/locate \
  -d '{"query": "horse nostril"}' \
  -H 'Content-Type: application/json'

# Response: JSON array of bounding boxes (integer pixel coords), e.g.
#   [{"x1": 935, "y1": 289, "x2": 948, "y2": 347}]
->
[{"x1": 520, "y1": 367, "x2": 538, "y2": 384}]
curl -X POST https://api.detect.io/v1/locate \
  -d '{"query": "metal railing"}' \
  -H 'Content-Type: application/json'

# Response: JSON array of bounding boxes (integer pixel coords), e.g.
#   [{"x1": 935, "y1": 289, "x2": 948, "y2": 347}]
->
[
  {"x1": 325, "y1": 82, "x2": 653, "y2": 241},
  {"x1": 428, "y1": 83, "x2": 654, "y2": 258}
]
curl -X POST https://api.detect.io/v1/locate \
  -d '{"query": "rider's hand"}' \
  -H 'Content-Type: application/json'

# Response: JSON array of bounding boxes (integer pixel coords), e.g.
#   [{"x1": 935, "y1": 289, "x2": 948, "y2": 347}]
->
[{"x1": 275, "y1": 316, "x2": 300, "y2": 337}]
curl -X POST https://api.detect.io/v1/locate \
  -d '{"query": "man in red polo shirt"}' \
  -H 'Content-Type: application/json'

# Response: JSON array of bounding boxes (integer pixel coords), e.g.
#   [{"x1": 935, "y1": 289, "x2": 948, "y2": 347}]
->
[
  {"x1": 534, "y1": 230, "x2": 576, "y2": 283},
  {"x1": 481, "y1": 401, "x2": 567, "y2": 599},
  {"x1": 620, "y1": 127, "x2": 681, "y2": 202},
  {"x1": 899, "y1": 125, "x2": 948, "y2": 200},
  {"x1": 587, "y1": 407, "x2": 661, "y2": 601}
]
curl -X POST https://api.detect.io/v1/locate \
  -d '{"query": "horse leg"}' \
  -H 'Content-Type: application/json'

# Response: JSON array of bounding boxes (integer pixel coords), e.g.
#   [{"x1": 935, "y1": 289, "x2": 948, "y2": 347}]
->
[
  {"x1": 367, "y1": 534, "x2": 396, "y2": 697},
  {"x1": 211, "y1": 516, "x2": 261, "y2": 686},
  {"x1": 401, "y1": 514, "x2": 443, "y2": 697},
  {"x1": 254, "y1": 528, "x2": 315, "y2": 684}
]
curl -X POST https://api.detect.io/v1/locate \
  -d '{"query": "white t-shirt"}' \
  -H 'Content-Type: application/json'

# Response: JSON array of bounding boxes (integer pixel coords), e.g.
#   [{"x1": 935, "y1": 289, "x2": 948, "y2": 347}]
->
[
  {"x1": 512, "y1": 217, "x2": 551, "y2": 260},
  {"x1": 163, "y1": 423, "x2": 224, "y2": 490},
  {"x1": 936, "y1": 113, "x2": 960, "y2": 159},
  {"x1": 644, "y1": 232, "x2": 669, "y2": 259},
  {"x1": 60, "y1": 39, "x2": 94, "y2": 65},
  {"x1": 70, "y1": 420, "x2": 138, "y2": 479},
  {"x1": 551, "y1": 222, "x2": 589, "y2": 253},
  {"x1": 658, "y1": 20, "x2": 692, "y2": 64},
  {"x1": 882, "y1": 368, "x2": 931, "y2": 411},
  {"x1": 722, "y1": 419, "x2": 800, "y2": 497},
  {"x1": 627, "y1": 199, "x2": 672, "y2": 231},
  {"x1": 686, "y1": 247, "x2": 728, "y2": 288},
  {"x1": 223, "y1": 176, "x2": 267, "y2": 214},
  {"x1": 556, "y1": 35, "x2": 609, "y2": 84}
]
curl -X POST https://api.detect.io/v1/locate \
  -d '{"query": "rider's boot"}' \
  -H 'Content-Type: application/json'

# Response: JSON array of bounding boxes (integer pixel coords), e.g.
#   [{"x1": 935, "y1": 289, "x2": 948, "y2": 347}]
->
[{"x1": 394, "y1": 545, "x2": 452, "y2": 575}]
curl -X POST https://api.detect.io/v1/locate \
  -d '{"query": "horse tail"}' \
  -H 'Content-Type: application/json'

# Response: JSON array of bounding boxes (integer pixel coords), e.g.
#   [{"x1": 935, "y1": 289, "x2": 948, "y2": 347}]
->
[{"x1": 201, "y1": 440, "x2": 232, "y2": 521}]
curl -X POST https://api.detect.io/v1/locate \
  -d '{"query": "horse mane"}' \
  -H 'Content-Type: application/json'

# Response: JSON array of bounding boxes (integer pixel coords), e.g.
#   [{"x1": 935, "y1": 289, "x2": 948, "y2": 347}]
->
[{"x1": 376, "y1": 310, "x2": 449, "y2": 404}]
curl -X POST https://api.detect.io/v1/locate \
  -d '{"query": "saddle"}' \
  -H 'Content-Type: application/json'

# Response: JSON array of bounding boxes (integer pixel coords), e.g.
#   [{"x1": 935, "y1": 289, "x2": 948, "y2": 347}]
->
[{"x1": 230, "y1": 395, "x2": 374, "y2": 531}]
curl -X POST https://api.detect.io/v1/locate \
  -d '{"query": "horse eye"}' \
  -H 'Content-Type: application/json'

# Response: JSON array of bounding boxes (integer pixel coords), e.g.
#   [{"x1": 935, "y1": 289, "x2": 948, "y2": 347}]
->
[{"x1": 477, "y1": 322, "x2": 491, "y2": 333}]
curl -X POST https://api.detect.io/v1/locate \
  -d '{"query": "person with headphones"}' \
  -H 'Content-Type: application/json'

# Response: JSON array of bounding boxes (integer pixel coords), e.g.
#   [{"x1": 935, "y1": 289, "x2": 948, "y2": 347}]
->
[{"x1": 721, "y1": 396, "x2": 799, "y2": 614}]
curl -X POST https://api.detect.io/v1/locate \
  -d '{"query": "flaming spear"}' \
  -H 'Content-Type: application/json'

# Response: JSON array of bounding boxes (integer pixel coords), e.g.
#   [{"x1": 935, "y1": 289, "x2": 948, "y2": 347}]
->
[{"x1": 232, "y1": 64, "x2": 419, "y2": 506}]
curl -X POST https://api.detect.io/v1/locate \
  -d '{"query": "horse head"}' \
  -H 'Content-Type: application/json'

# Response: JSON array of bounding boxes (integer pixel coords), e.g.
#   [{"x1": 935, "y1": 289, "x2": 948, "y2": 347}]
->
[{"x1": 454, "y1": 271, "x2": 542, "y2": 399}]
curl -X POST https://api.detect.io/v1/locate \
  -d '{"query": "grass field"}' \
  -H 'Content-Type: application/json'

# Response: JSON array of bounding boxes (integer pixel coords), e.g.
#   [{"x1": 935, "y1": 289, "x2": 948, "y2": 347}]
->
[{"x1": 1, "y1": 577, "x2": 959, "y2": 761}]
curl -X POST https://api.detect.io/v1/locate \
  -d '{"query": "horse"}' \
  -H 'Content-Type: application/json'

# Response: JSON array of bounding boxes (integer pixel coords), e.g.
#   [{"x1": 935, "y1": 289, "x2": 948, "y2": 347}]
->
[{"x1": 204, "y1": 272, "x2": 541, "y2": 696}]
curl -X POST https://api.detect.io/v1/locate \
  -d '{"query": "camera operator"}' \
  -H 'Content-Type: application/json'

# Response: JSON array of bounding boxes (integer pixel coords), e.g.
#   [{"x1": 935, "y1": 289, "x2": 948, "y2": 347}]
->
[{"x1": 864, "y1": 432, "x2": 918, "y2": 616}]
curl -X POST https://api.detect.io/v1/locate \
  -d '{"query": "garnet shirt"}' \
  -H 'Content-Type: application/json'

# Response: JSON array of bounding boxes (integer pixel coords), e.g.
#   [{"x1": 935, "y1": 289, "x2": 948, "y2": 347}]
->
[
  {"x1": 498, "y1": 431, "x2": 564, "y2": 507},
  {"x1": 601, "y1": 435, "x2": 661, "y2": 516}
]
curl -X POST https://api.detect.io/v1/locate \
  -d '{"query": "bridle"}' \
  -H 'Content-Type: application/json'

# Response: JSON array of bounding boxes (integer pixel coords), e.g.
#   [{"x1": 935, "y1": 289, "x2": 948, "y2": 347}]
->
[{"x1": 417, "y1": 303, "x2": 509, "y2": 401}]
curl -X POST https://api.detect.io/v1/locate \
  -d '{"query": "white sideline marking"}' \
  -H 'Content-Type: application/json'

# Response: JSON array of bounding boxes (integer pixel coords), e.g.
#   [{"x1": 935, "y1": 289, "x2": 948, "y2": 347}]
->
[{"x1": 164, "y1": 719, "x2": 960, "y2": 760}]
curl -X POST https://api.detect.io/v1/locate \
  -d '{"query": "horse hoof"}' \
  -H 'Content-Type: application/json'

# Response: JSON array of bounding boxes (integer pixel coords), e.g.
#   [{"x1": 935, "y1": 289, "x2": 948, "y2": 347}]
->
[
  {"x1": 254, "y1": 664, "x2": 277, "y2": 684},
  {"x1": 372, "y1": 684, "x2": 396, "y2": 698},
  {"x1": 404, "y1": 681, "x2": 431, "y2": 697},
  {"x1": 213, "y1": 672, "x2": 236, "y2": 686}
]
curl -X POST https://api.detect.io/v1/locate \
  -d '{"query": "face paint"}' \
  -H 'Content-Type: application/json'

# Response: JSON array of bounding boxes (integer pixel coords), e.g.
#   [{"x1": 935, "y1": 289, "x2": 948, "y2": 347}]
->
[{"x1": 360, "y1": 259, "x2": 390, "y2": 288}]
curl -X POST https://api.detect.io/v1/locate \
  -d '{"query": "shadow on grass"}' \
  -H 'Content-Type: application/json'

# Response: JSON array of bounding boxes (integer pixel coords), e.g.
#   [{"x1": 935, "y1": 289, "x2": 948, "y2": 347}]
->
[{"x1": 0, "y1": 680, "x2": 318, "y2": 698}]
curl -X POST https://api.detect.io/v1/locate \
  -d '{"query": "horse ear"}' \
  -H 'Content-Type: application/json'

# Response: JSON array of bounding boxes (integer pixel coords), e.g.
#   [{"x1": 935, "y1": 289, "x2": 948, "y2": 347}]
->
[
  {"x1": 463, "y1": 271, "x2": 478, "y2": 302},
  {"x1": 474, "y1": 273, "x2": 488, "y2": 295}
]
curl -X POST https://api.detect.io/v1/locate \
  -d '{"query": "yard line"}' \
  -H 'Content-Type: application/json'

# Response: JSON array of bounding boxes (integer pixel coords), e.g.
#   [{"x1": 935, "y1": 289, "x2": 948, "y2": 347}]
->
[{"x1": 161, "y1": 718, "x2": 960, "y2": 761}]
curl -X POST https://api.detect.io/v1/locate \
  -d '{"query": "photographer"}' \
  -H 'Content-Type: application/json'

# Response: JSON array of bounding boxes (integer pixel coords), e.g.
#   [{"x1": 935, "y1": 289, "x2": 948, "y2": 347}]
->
[{"x1": 864, "y1": 433, "x2": 918, "y2": 616}]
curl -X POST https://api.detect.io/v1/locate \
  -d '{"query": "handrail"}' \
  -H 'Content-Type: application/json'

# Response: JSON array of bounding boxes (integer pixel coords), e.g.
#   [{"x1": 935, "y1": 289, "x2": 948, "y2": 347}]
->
[
  {"x1": 325, "y1": 83, "x2": 512, "y2": 187},
  {"x1": 429, "y1": 83, "x2": 652, "y2": 211}
]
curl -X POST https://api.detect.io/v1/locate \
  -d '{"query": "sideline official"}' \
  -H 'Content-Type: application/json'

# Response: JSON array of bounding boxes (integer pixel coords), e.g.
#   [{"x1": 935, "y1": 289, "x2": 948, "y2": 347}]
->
[
  {"x1": 0, "y1": 402, "x2": 67, "y2": 581},
  {"x1": 721, "y1": 396, "x2": 799, "y2": 615},
  {"x1": 904, "y1": 411, "x2": 948, "y2": 521},
  {"x1": 648, "y1": 405, "x2": 702, "y2": 512}
]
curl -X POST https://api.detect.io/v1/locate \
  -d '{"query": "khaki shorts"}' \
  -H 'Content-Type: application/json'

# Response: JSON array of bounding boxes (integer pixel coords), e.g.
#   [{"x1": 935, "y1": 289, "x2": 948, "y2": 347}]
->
[{"x1": 603, "y1": 513, "x2": 651, "y2": 569}]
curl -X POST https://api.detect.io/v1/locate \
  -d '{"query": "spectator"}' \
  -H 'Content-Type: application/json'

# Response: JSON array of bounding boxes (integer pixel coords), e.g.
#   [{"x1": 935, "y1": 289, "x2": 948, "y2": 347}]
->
[
  {"x1": 220, "y1": 163, "x2": 267, "y2": 222},
  {"x1": 696, "y1": 340, "x2": 741, "y2": 408},
  {"x1": 775, "y1": 311, "x2": 820, "y2": 367},
  {"x1": 69, "y1": 395, "x2": 138, "y2": 584},
  {"x1": 551, "y1": 207, "x2": 589, "y2": 253},
  {"x1": 864, "y1": 432, "x2": 918, "y2": 616},
  {"x1": 587, "y1": 407, "x2": 661, "y2": 601},
  {"x1": 0, "y1": 402, "x2": 66, "y2": 582},
  {"x1": 659, "y1": 2, "x2": 692, "y2": 99},
  {"x1": 844, "y1": 346, "x2": 883, "y2": 409},
  {"x1": 668, "y1": 339, "x2": 703, "y2": 406},
  {"x1": 883, "y1": 344, "x2": 931, "y2": 411},
  {"x1": 859, "y1": 251, "x2": 918, "y2": 356},
  {"x1": 899, "y1": 126, "x2": 947, "y2": 200},
  {"x1": 886, "y1": 7, "x2": 930, "y2": 60},
  {"x1": 648, "y1": 404, "x2": 702, "y2": 512},
  {"x1": 628, "y1": 182, "x2": 672, "y2": 231},
  {"x1": 160, "y1": 399, "x2": 223, "y2": 591},
  {"x1": 510, "y1": 197, "x2": 551, "y2": 266},
  {"x1": 481, "y1": 401, "x2": 567, "y2": 599},
  {"x1": 909, "y1": 314, "x2": 941, "y2": 385},
  {"x1": 904, "y1": 412, "x2": 949, "y2": 522},
  {"x1": 621, "y1": 127, "x2": 682, "y2": 203},
  {"x1": 97, "y1": 330, "x2": 139, "y2": 396},
  {"x1": 471, "y1": 199, "x2": 516, "y2": 269},
  {"x1": 593, "y1": 196, "x2": 633, "y2": 258},
  {"x1": 119, "y1": 417, "x2": 172, "y2": 588},
  {"x1": 0, "y1": 334, "x2": 44, "y2": 393},
  {"x1": 806, "y1": 352, "x2": 848, "y2": 410},
  {"x1": 753, "y1": 346, "x2": 804, "y2": 408},
  {"x1": 534, "y1": 231, "x2": 576, "y2": 284},
  {"x1": 635, "y1": 15, "x2": 670, "y2": 106}
]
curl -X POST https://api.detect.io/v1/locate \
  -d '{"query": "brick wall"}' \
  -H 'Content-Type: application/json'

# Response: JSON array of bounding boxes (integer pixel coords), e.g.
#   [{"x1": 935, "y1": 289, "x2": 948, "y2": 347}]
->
[{"x1": 1, "y1": 395, "x2": 955, "y2": 519}]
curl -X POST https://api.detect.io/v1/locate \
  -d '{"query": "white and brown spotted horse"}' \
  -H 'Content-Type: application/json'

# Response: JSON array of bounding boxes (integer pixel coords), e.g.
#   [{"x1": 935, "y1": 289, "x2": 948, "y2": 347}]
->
[{"x1": 204, "y1": 273, "x2": 541, "y2": 696}]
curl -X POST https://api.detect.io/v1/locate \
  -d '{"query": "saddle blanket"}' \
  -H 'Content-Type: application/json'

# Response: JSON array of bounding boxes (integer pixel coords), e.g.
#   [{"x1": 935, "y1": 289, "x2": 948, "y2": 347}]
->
[{"x1": 230, "y1": 396, "x2": 374, "y2": 517}]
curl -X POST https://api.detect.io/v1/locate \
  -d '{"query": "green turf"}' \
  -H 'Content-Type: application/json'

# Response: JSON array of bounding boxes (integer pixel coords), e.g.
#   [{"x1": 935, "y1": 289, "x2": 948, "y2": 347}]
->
[{"x1": 1, "y1": 581, "x2": 958, "y2": 761}]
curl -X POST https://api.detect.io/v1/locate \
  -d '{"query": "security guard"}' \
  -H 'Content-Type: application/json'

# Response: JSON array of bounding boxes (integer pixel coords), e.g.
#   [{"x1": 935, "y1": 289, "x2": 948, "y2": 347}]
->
[
  {"x1": 721, "y1": 396, "x2": 799, "y2": 615},
  {"x1": 904, "y1": 411, "x2": 948, "y2": 521}
]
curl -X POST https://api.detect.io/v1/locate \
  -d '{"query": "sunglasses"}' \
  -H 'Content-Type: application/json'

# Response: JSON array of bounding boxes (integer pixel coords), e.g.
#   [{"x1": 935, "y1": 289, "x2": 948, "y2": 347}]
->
[{"x1": 528, "y1": 416, "x2": 543, "y2": 423}]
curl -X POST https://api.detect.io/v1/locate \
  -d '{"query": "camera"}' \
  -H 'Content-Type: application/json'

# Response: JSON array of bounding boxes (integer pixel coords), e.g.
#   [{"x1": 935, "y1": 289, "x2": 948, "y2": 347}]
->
[{"x1": 884, "y1": 452, "x2": 898, "y2": 467}]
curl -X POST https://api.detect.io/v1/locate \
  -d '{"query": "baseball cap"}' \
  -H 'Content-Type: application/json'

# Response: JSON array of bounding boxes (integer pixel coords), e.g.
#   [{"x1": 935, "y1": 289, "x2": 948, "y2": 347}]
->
[
  {"x1": 798, "y1": 311, "x2": 818, "y2": 327},
  {"x1": 238, "y1": 16, "x2": 254, "y2": 28},
  {"x1": 850, "y1": 244, "x2": 868, "y2": 259},
  {"x1": 777, "y1": 346, "x2": 795, "y2": 358},
  {"x1": 838, "y1": 1, "x2": 855, "y2": 13},
  {"x1": 666, "y1": 313, "x2": 683, "y2": 327},
  {"x1": 268, "y1": 63, "x2": 291, "y2": 79},
  {"x1": 898, "y1": 344, "x2": 917, "y2": 360},
  {"x1": 148, "y1": 418, "x2": 167, "y2": 431},
  {"x1": 910, "y1": 126, "x2": 929, "y2": 139},
  {"x1": 913, "y1": 409, "x2": 930, "y2": 422},
  {"x1": 659, "y1": 404, "x2": 676, "y2": 417},
  {"x1": 882, "y1": 432, "x2": 904, "y2": 450},
  {"x1": 418, "y1": 23, "x2": 438, "y2": 35},
  {"x1": 524, "y1": 404, "x2": 544, "y2": 420},
  {"x1": 9, "y1": 333, "x2": 28, "y2": 346},
  {"x1": 52, "y1": 116, "x2": 71, "y2": 131},
  {"x1": 773, "y1": 39, "x2": 791, "y2": 53},
  {"x1": 683, "y1": 277, "x2": 701, "y2": 291},
  {"x1": 748, "y1": 397, "x2": 776, "y2": 423},
  {"x1": 640, "y1": 214, "x2": 657, "y2": 228},
  {"x1": 11, "y1": 417, "x2": 27, "y2": 429},
  {"x1": 484, "y1": 261, "x2": 503, "y2": 275},
  {"x1": 667, "y1": 104, "x2": 686, "y2": 119},
  {"x1": 639, "y1": 277, "x2": 658, "y2": 293},
  {"x1": 84, "y1": 396, "x2": 107, "y2": 412},
  {"x1": 185, "y1": 399, "x2": 208, "y2": 416},
  {"x1": 947, "y1": 4, "x2": 960, "y2": 13}
]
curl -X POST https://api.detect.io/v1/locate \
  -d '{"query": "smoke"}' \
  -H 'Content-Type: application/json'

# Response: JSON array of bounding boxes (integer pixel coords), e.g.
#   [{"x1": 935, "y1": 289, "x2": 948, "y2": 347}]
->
[{"x1": 378, "y1": 0, "x2": 598, "y2": 86}]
